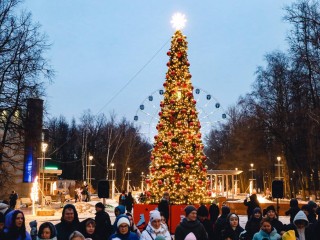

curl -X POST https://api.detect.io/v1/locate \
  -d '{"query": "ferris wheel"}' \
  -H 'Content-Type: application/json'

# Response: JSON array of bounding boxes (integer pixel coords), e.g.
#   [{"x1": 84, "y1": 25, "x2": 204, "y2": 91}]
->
[{"x1": 133, "y1": 87, "x2": 228, "y2": 143}]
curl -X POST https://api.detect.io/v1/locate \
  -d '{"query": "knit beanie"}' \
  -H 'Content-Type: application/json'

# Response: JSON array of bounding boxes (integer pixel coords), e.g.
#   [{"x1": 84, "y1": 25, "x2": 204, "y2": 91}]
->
[
  {"x1": 185, "y1": 205, "x2": 197, "y2": 217},
  {"x1": 253, "y1": 207, "x2": 262, "y2": 215},
  {"x1": 281, "y1": 230, "x2": 296, "y2": 240},
  {"x1": 266, "y1": 205, "x2": 276, "y2": 213},
  {"x1": 221, "y1": 206, "x2": 230, "y2": 215},
  {"x1": 149, "y1": 210, "x2": 161, "y2": 222},
  {"x1": 117, "y1": 216, "x2": 130, "y2": 228},
  {"x1": 307, "y1": 200, "x2": 317, "y2": 209},
  {"x1": 197, "y1": 205, "x2": 209, "y2": 217}
]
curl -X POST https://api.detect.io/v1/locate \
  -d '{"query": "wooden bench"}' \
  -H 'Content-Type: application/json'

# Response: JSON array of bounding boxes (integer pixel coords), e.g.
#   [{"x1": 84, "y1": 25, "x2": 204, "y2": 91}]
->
[{"x1": 20, "y1": 198, "x2": 32, "y2": 208}]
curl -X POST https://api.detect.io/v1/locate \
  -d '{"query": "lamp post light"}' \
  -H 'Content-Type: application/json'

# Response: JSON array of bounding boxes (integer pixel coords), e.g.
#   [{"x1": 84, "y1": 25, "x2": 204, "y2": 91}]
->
[
  {"x1": 275, "y1": 156, "x2": 282, "y2": 180},
  {"x1": 109, "y1": 163, "x2": 116, "y2": 199},
  {"x1": 41, "y1": 142, "x2": 48, "y2": 208},
  {"x1": 292, "y1": 170, "x2": 296, "y2": 198},
  {"x1": 87, "y1": 155, "x2": 95, "y2": 195},
  {"x1": 141, "y1": 172, "x2": 145, "y2": 192},
  {"x1": 126, "y1": 167, "x2": 131, "y2": 193},
  {"x1": 249, "y1": 163, "x2": 255, "y2": 194}
]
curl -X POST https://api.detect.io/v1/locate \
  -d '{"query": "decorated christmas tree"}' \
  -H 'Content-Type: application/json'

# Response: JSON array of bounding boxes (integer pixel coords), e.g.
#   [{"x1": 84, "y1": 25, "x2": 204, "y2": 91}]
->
[{"x1": 146, "y1": 14, "x2": 208, "y2": 204}]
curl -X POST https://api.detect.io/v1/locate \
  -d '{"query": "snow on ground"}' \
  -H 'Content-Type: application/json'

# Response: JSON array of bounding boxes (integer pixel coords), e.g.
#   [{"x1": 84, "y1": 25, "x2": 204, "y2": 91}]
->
[{"x1": 23, "y1": 194, "x2": 290, "y2": 232}]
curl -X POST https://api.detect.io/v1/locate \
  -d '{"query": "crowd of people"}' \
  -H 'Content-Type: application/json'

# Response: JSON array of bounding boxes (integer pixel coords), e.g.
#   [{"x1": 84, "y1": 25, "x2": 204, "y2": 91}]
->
[{"x1": 1, "y1": 190, "x2": 320, "y2": 239}]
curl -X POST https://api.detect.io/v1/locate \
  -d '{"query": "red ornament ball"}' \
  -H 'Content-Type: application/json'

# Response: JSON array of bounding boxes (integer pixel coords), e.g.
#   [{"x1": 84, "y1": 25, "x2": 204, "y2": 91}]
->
[
  {"x1": 186, "y1": 164, "x2": 190, "y2": 169},
  {"x1": 158, "y1": 180, "x2": 163, "y2": 185},
  {"x1": 167, "y1": 51, "x2": 171, "y2": 56}
]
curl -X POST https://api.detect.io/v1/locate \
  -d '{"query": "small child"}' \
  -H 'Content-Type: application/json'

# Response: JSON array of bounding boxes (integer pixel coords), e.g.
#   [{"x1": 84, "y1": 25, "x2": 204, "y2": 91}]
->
[{"x1": 253, "y1": 218, "x2": 281, "y2": 240}]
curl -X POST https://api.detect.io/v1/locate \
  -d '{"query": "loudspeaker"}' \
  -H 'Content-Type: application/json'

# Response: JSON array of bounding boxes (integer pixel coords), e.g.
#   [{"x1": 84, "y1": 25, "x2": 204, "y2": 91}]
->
[
  {"x1": 98, "y1": 180, "x2": 109, "y2": 198},
  {"x1": 272, "y1": 180, "x2": 284, "y2": 198}
]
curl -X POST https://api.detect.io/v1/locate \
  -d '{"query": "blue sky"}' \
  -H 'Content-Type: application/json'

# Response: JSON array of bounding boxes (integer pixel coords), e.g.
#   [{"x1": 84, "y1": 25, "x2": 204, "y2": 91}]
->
[{"x1": 23, "y1": 1, "x2": 294, "y2": 133}]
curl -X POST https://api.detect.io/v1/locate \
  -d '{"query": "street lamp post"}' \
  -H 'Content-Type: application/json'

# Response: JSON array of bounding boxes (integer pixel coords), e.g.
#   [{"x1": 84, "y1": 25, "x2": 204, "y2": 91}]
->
[
  {"x1": 235, "y1": 168, "x2": 238, "y2": 196},
  {"x1": 141, "y1": 172, "x2": 145, "y2": 192},
  {"x1": 87, "y1": 155, "x2": 95, "y2": 195},
  {"x1": 249, "y1": 163, "x2": 255, "y2": 194},
  {"x1": 41, "y1": 142, "x2": 48, "y2": 208},
  {"x1": 126, "y1": 167, "x2": 131, "y2": 193},
  {"x1": 275, "y1": 156, "x2": 283, "y2": 180},
  {"x1": 109, "y1": 163, "x2": 116, "y2": 199}
]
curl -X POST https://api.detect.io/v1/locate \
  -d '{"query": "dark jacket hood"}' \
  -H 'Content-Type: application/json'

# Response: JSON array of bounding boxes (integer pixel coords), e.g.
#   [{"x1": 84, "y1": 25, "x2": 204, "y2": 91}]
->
[
  {"x1": 290, "y1": 198, "x2": 299, "y2": 208},
  {"x1": 115, "y1": 205, "x2": 126, "y2": 214},
  {"x1": 61, "y1": 204, "x2": 80, "y2": 223}
]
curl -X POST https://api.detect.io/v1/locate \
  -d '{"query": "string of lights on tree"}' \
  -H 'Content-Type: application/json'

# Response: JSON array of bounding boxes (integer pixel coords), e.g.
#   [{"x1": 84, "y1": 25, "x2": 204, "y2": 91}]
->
[{"x1": 146, "y1": 13, "x2": 210, "y2": 204}]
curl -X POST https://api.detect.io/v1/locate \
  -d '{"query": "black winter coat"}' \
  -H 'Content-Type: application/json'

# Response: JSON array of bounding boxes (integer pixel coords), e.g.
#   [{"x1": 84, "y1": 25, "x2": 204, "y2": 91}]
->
[
  {"x1": 269, "y1": 218, "x2": 284, "y2": 234},
  {"x1": 199, "y1": 218, "x2": 214, "y2": 240},
  {"x1": 95, "y1": 210, "x2": 113, "y2": 239},
  {"x1": 244, "y1": 216, "x2": 261, "y2": 240},
  {"x1": 175, "y1": 218, "x2": 208, "y2": 240},
  {"x1": 55, "y1": 221, "x2": 80, "y2": 240},
  {"x1": 220, "y1": 225, "x2": 244, "y2": 240},
  {"x1": 214, "y1": 215, "x2": 229, "y2": 238}
]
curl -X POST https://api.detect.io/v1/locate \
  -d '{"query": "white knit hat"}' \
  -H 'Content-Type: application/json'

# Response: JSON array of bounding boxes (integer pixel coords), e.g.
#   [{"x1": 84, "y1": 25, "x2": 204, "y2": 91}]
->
[
  {"x1": 117, "y1": 216, "x2": 130, "y2": 228},
  {"x1": 149, "y1": 210, "x2": 161, "y2": 222}
]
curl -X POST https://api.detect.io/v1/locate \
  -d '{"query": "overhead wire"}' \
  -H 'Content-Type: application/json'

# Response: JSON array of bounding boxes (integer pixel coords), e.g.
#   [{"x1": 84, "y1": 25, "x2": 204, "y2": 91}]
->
[{"x1": 48, "y1": 38, "x2": 171, "y2": 165}]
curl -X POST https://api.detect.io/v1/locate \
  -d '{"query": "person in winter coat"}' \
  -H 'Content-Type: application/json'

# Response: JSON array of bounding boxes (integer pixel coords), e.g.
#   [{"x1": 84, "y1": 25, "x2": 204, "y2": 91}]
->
[
  {"x1": 95, "y1": 202, "x2": 113, "y2": 239},
  {"x1": 214, "y1": 206, "x2": 230, "y2": 238},
  {"x1": 285, "y1": 198, "x2": 300, "y2": 224},
  {"x1": 252, "y1": 217, "x2": 281, "y2": 240},
  {"x1": 158, "y1": 192, "x2": 170, "y2": 225},
  {"x1": 265, "y1": 205, "x2": 284, "y2": 234},
  {"x1": 244, "y1": 193, "x2": 260, "y2": 220},
  {"x1": 307, "y1": 201, "x2": 317, "y2": 224},
  {"x1": 109, "y1": 214, "x2": 139, "y2": 240},
  {"x1": 243, "y1": 207, "x2": 262, "y2": 240},
  {"x1": 174, "y1": 205, "x2": 208, "y2": 240},
  {"x1": 115, "y1": 205, "x2": 126, "y2": 217},
  {"x1": 140, "y1": 210, "x2": 171, "y2": 240},
  {"x1": 126, "y1": 192, "x2": 134, "y2": 213},
  {"x1": 80, "y1": 218, "x2": 101, "y2": 240},
  {"x1": 3, "y1": 209, "x2": 31, "y2": 240},
  {"x1": 119, "y1": 191, "x2": 127, "y2": 207},
  {"x1": 197, "y1": 205, "x2": 214, "y2": 240},
  {"x1": 126, "y1": 212, "x2": 141, "y2": 237},
  {"x1": 9, "y1": 190, "x2": 18, "y2": 209},
  {"x1": 220, "y1": 213, "x2": 244, "y2": 240},
  {"x1": 55, "y1": 204, "x2": 80, "y2": 240},
  {"x1": 283, "y1": 210, "x2": 312, "y2": 240},
  {"x1": 209, "y1": 202, "x2": 220, "y2": 225},
  {"x1": 113, "y1": 205, "x2": 126, "y2": 231},
  {"x1": 37, "y1": 222, "x2": 57, "y2": 240},
  {"x1": 310, "y1": 220, "x2": 320, "y2": 240}
]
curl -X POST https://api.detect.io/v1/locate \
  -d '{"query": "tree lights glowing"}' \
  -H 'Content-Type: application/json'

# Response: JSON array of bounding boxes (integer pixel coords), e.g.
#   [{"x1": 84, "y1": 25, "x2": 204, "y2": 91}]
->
[
  {"x1": 146, "y1": 26, "x2": 208, "y2": 204},
  {"x1": 171, "y1": 13, "x2": 187, "y2": 30}
]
